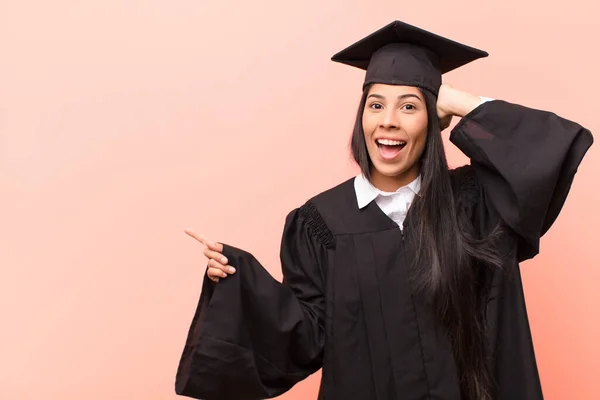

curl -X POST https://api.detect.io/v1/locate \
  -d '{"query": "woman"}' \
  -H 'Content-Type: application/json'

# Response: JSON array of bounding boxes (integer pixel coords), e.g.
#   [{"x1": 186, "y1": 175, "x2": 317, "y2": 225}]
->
[{"x1": 174, "y1": 21, "x2": 593, "y2": 400}]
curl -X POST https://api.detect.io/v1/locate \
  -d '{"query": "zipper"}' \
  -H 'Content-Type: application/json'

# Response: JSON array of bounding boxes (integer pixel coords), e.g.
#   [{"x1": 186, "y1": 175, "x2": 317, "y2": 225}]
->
[{"x1": 399, "y1": 222, "x2": 432, "y2": 397}]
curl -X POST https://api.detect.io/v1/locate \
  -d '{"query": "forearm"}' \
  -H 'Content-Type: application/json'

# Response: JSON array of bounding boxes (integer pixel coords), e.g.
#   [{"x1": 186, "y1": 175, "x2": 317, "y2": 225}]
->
[{"x1": 442, "y1": 86, "x2": 483, "y2": 118}]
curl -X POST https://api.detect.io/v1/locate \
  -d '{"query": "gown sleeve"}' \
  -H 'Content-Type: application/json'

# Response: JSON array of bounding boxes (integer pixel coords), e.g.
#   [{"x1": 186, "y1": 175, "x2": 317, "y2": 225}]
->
[
  {"x1": 450, "y1": 100, "x2": 593, "y2": 261},
  {"x1": 174, "y1": 202, "x2": 330, "y2": 400}
]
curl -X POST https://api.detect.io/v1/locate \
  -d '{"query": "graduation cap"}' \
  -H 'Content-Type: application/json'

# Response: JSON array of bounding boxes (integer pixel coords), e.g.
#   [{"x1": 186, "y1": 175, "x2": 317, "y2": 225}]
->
[{"x1": 331, "y1": 20, "x2": 488, "y2": 95}]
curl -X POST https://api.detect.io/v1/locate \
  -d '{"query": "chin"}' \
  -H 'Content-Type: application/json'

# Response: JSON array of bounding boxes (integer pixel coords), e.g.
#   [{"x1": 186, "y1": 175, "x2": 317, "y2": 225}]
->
[{"x1": 373, "y1": 163, "x2": 409, "y2": 178}]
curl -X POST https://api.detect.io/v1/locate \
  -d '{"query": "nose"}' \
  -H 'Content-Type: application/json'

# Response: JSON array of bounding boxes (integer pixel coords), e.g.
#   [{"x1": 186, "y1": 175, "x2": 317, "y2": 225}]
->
[{"x1": 380, "y1": 108, "x2": 400, "y2": 130}]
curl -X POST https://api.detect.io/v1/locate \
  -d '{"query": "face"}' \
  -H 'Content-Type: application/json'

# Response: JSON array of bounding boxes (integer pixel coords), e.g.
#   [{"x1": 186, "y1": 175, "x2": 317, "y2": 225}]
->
[{"x1": 362, "y1": 84, "x2": 428, "y2": 191}]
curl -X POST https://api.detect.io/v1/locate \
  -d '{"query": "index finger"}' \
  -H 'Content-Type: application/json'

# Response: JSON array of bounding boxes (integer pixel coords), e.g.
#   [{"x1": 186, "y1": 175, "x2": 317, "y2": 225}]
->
[
  {"x1": 184, "y1": 228, "x2": 207, "y2": 245},
  {"x1": 184, "y1": 228, "x2": 223, "y2": 252}
]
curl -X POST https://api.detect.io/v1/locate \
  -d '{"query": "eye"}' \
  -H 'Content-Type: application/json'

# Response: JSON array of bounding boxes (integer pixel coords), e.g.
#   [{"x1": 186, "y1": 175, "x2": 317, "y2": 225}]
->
[
  {"x1": 401, "y1": 104, "x2": 417, "y2": 111},
  {"x1": 369, "y1": 102, "x2": 383, "y2": 110}
]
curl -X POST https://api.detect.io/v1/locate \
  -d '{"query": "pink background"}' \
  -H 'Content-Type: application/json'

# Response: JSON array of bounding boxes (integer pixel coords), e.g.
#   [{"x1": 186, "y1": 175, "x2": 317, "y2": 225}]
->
[{"x1": 1, "y1": 1, "x2": 598, "y2": 399}]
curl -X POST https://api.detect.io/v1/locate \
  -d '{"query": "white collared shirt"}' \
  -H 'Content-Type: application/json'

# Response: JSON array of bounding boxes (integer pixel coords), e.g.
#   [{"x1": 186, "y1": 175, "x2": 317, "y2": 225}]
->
[
  {"x1": 352, "y1": 96, "x2": 493, "y2": 229},
  {"x1": 354, "y1": 174, "x2": 421, "y2": 229}
]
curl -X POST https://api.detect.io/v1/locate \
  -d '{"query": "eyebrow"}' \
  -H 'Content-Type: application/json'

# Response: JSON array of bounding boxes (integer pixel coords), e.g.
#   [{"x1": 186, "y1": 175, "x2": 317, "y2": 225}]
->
[{"x1": 367, "y1": 93, "x2": 423, "y2": 101}]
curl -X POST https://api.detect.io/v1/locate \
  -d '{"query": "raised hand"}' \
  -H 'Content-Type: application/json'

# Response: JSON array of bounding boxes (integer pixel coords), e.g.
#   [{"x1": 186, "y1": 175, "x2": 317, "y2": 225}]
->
[{"x1": 184, "y1": 228, "x2": 236, "y2": 282}]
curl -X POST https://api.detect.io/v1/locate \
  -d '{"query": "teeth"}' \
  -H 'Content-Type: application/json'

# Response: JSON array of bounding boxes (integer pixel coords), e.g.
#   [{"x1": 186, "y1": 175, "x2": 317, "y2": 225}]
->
[{"x1": 377, "y1": 138, "x2": 406, "y2": 146}]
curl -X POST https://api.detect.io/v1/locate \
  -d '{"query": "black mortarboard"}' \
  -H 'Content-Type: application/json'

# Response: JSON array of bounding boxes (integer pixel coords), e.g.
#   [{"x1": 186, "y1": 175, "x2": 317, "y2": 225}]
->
[{"x1": 331, "y1": 21, "x2": 488, "y2": 95}]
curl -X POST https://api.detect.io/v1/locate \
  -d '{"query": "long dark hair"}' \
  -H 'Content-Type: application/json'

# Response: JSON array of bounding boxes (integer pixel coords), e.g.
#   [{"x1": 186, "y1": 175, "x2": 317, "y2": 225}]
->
[{"x1": 351, "y1": 85, "x2": 504, "y2": 400}]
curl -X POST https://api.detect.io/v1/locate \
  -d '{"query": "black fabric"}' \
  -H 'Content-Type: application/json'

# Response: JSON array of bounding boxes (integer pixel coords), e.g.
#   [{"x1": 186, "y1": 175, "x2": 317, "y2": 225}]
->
[
  {"x1": 450, "y1": 100, "x2": 594, "y2": 261},
  {"x1": 331, "y1": 21, "x2": 488, "y2": 94},
  {"x1": 175, "y1": 100, "x2": 593, "y2": 400}
]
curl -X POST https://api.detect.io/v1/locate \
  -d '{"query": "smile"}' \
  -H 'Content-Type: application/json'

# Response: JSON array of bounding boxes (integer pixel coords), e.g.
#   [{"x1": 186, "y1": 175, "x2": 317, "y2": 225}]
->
[{"x1": 376, "y1": 138, "x2": 407, "y2": 160}]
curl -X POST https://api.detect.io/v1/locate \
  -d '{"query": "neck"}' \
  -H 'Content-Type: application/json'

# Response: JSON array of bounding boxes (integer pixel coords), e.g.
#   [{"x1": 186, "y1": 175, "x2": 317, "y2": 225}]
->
[{"x1": 369, "y1": 166, "x2": 419, "y2": 192}]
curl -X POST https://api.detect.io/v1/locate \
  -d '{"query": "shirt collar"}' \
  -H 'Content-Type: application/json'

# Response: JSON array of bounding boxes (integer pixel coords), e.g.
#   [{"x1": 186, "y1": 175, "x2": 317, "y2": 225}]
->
[{"x1": 354, "y1": 174, "x2": 422, "y2": 209}]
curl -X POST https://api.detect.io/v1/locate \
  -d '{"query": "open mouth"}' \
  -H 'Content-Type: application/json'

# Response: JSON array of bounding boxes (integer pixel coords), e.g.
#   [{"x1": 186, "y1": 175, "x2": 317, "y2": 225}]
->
[{"x1": 376, "y1": 138, "x2": 407, "y2": 160}]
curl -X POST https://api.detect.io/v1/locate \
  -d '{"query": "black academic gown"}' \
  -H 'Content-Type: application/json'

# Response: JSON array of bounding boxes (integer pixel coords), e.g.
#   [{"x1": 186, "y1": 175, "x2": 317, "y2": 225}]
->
[{"x1": 174, "y1": 100, "x2": 593, "y2": 400}]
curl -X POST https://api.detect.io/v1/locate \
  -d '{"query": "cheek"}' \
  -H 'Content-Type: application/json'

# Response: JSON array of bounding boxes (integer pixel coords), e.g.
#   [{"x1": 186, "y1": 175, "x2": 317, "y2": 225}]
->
[
  {"x1": 362, "y1": 113, "x2": 376, "y2": 138},
  {"x1": 408, "y1": 124, "x2": 428, "y2": 155},
  {"x1": 414, "y1": 134, "x2": 428, "y2": 157},
  {"x1": 407, "y1": 116, "x2": 427, "y2": 135}
]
